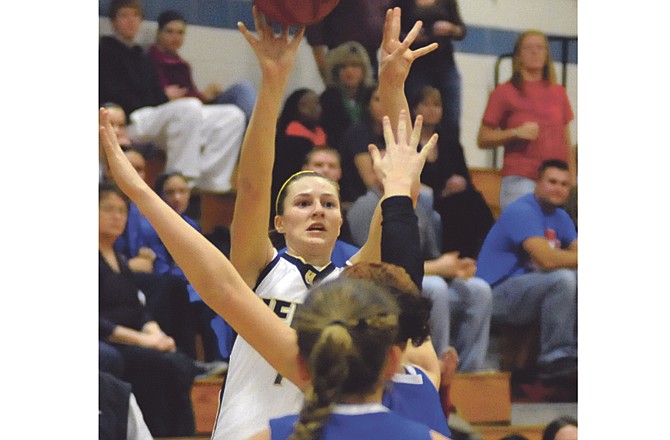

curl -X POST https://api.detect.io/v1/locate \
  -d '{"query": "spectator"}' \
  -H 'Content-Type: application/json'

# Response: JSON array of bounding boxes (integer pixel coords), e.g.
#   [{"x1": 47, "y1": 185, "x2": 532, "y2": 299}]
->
[
  {"x1": 99, "y1": 0, "x2": 245, "y2": 193},
  {"x1": 319, "y1": 41, "x2": 376, "y2": 151},
  {"x1": 305, "y1": 0, "x2": 390, "y2": 81},
  {"x1": 103, "y1": 146, "x2": 157, "y2": 275},
  {"x1": 476, "y1": 159, "x2": 577, "y2": 379},
  {"x1": 98, "y1": 182, "x2": 198, "y2": 437},
  {"x1": 277, "y1": 88, "x2": 328, "y2": 148},
  {"x1": 99, "y1": 102, "x2": 132, "y2": 182},
  {"x1": 272, "y1": 88, "x2": 328, "y2": 216},
  {"x1": 148, "y1": 9, "x2": 257, "y2": 122},
  {"x1": 302, "y1": 147, "x2": 342, "y2": 183},
  {"x1": 477, "y1": 30, "x2": 575, "y2": 210},
  {"x1": 391, "y1": 0, "x2": 467, "y2": 130},
  {"x1": 412, "y1": 86, "x2": 494, "y2": 259},
  {"x1": 140, "y1": 171, "x2": 235, "y2": 364},
  {"x1": 338, "y1": 86, "x2": 384, "y2": 203}
]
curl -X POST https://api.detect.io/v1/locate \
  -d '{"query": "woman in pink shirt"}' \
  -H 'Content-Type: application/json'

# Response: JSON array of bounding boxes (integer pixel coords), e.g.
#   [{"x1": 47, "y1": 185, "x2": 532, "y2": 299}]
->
[{"x1": 477, "y1": 30, "x2": 575, "y2": 210}]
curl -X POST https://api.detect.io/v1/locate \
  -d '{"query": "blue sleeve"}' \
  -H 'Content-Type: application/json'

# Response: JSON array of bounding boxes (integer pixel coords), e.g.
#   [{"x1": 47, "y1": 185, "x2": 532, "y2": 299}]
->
[
  {"x1": 502, "y1": 202, "x2": 546, "y2": 248},
  {"x1": 557, "y1": 210, "x2": 577, "y2": 248}
]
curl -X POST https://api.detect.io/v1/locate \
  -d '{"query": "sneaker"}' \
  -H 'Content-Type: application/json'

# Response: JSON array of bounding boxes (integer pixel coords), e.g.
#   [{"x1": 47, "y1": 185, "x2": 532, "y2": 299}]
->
[
  {"x1": 537, "y1": 357, "x2": 577, "y2": 380},
  {"x1": 194, "y1": 360, "x2": 229, "y2": 379}
]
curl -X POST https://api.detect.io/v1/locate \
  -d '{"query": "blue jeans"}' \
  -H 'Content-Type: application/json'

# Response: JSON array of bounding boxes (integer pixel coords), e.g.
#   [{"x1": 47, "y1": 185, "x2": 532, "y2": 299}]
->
[
  {"x1": 500, "y1": 175, "x2": 536, "y2": 210},
  {"x1": 421, "y1": 275, "x2": 492, "y2": 372},
  {"x1": 416, "y1": 187, "x2": 443, "y2": 256},
  {"x1": 492, "y1": 269, "x2": 577, "y2": 366},
  {"x1": 211, "y1": 80, "x2": 257, "y2": 122}
]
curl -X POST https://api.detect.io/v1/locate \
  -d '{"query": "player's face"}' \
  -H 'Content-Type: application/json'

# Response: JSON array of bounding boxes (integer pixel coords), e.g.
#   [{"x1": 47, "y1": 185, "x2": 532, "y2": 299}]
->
[
  {"x1": 161, "y1": 175, "x2": 191, "y2": 215},
  {"x1": 158, "y1": 20, "x2": 186, "y2": 54},
  {"x1": 99, "y1": 192, "x2": 128, "y2": 240},
  {"x1": 535, "y1": 167, "x2": 571, "y2": 207},
  {"x1": 304, "y1": 151, "x2": 342, "y2": 182},
  {"x1": 277, "y1": 176, "x2": 342, "y2": 256}
]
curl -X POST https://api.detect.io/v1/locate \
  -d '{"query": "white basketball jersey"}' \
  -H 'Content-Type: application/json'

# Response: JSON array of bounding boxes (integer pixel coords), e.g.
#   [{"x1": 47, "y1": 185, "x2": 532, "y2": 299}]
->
[{"x1": 211, "y1": 251, "x2": 343, "y2": 440}]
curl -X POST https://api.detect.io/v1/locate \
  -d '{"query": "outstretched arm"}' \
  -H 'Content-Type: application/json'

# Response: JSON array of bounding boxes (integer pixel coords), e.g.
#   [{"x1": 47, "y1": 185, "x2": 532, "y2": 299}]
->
[
  {"x1": 231, "y1": 8, "x2": 306, "y2": 287},
  {"x1": 350, "y1": 112, "x2": 437, "y2": 264},
  {"x1": 100, "y1": 107, "x2": 307, "y2": 390},
  {"x1": 350, "y1": 8, "x2": 438, "y2": 265},
  {"x1": 378, "y1": 7, "x2": 438, "y2": 135}
]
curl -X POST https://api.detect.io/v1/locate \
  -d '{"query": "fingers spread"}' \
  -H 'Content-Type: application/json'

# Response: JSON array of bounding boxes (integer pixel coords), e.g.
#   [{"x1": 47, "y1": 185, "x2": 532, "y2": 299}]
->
[
  {"x1": 396, "y1": 109, "x2": 408, "y2": 145},
  {"x1": 289, "y1": 26, "x2": 306, "y2": 48},
  {"x1": 412, "y1": 42, "x2": 439, "y2": 59},
  {"x1": 419, "y1": 133, "x2": 439, "y2": 162},
  {"x1": 403, "y1": 20, "x2": 423, "y2": 47},
  {"x1": 368, "y1": 143, "x2": 382, "y2": 167},
  {"x1": 381, "y1": 115, "x2": 396, "y2": 149},
  {"x1": 409, "y1": 114, "x2": 423, "y2": 148}
]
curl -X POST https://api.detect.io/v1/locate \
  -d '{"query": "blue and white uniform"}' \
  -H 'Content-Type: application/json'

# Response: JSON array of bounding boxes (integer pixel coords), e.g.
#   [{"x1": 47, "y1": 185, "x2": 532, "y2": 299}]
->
[
  {"x1": 211, "y1": 250, "x2": 343, "y2": 440},
  {"x1": 383, "y1": 364, "x2": 451, "y2": 437},
  {"x1": 269, "y1": 403, "x2": 433, "y2": 440}
]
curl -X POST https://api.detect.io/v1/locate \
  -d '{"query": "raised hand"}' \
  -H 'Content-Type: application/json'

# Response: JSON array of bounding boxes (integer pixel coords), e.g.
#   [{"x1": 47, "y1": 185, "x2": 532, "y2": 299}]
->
[
  {"x1": 378, "y1": 7, "x2": 438, "y2": 141},
  {"x1": 379, "y1": 7, "x2": 438, "y2": 89},
  {"x1": 369, "y1": 109, "x2": 437, "y2": 199},
  {"x1": 237, "y1": 6, "x2": 304, "y2": 88},
  {"x1": 99, "y1": 108, "x2": 149, "y2": 199}
]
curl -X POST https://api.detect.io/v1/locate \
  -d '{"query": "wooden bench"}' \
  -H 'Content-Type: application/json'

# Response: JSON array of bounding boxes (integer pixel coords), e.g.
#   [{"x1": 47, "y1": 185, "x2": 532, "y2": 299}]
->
[
  {"x1": 450, "y1": 371, "x2": 511, "y2": 425},
  {"x1": 191, "y1": 376, "x2": 224, "y2": 435}
]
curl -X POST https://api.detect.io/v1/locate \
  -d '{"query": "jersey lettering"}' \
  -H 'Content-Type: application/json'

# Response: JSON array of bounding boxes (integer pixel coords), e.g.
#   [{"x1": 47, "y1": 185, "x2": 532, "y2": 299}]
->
[
  {"x1": 262, "y1": 297, "x2": 300, "y2": 385},
  {"x1": 262, "y1": 298, "x2": 298, "y2": 324}
]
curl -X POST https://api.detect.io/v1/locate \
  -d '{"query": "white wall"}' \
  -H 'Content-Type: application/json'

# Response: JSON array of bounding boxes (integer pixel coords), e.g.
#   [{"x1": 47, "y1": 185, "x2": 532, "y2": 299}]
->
[{"x1": 99, "y1": 0, "x2": 577, "y2": 168}]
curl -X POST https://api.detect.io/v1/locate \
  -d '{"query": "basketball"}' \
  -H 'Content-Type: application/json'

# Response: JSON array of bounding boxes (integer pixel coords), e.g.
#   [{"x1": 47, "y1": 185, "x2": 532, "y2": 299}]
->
[{"x1": 254, "y1": 0, "x2": 341, "y2": 26}]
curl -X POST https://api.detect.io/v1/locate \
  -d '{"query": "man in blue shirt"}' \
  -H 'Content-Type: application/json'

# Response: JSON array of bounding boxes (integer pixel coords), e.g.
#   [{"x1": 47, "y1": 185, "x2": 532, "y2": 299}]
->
[{"x1": 476, "y1": 159, "x2": 577, "y2": 379}]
